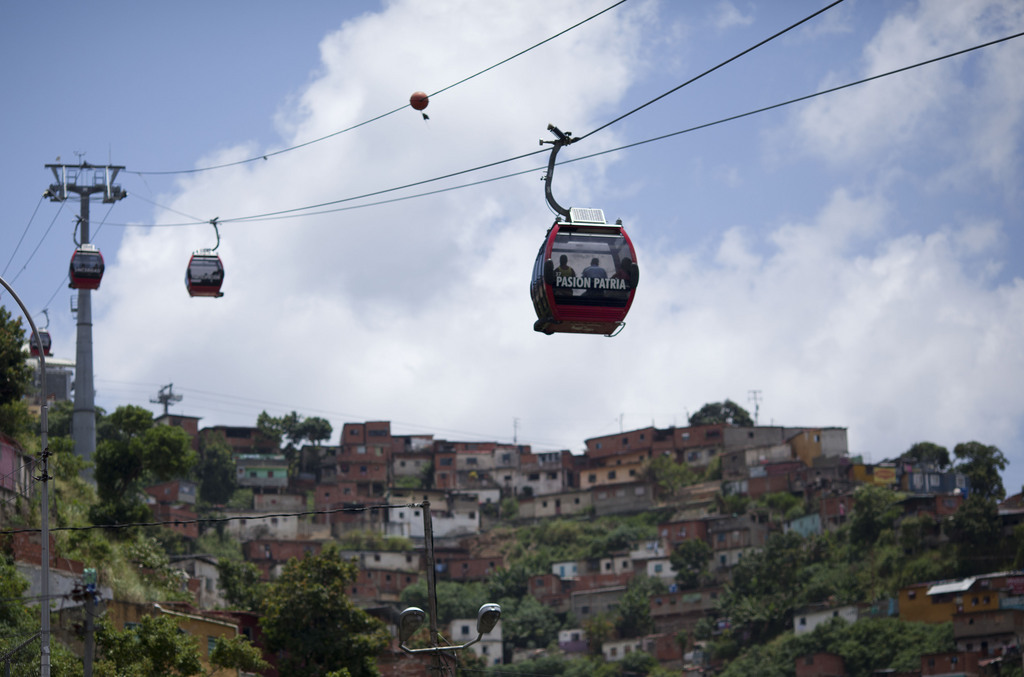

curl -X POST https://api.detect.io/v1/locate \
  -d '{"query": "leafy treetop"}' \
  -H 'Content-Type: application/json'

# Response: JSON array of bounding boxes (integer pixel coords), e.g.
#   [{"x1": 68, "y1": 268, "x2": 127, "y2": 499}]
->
[{"x1": 689, "y1": 399, "x2": 753, "y2": 427}]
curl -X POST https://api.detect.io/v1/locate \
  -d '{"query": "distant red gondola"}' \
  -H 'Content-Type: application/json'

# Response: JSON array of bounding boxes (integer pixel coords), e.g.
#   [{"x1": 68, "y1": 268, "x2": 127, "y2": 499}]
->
[
  {"x1": 29, "y1": 329, "x2": 52, "y2": 357},
  {"x1": 69, "y1": 244, "x2": 104, "y2": 290},
  {"x1": 531, "y1": 125, "x2": 639, "y2": 336},
  {"x1": 185, "y1": 250, "x2": 225, "y2": 298},
  {"x1": 531, "y1": 209, "x2": 639, "y2": 336}
]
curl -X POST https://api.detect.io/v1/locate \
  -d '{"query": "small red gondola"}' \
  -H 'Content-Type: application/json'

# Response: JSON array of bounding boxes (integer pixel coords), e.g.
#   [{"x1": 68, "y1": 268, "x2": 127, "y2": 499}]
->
[
  {"x1": 29, "y1": 329, "x2": 52, "y2": 357},
  {"x1": 185, "y1": 249, "x2": 225, "y2": 298},
  {"x1": 531, "y1": 208, "x2": 639, "y2": 336},
  {"x1": 69, "y1": 244, "x2": 105, "y2": 290}
]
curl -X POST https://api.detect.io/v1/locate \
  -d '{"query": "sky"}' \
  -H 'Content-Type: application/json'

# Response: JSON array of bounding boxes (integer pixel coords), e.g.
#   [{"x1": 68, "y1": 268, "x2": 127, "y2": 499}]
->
[{"x1": 2, "y1": 1, "x2": 1023, "y2": 491}]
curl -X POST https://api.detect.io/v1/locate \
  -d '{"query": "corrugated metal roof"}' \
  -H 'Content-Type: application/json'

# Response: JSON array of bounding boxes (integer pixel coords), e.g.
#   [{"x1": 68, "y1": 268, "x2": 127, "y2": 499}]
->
[{"x1": 927, "y1": 577, "x2": 976, "y2": 596}]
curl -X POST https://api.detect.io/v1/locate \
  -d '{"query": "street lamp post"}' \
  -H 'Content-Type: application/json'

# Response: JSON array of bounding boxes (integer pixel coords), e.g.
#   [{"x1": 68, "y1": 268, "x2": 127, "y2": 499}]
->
[{"x1": 397, "y1": 502, "x2": 501, "y2": 675}]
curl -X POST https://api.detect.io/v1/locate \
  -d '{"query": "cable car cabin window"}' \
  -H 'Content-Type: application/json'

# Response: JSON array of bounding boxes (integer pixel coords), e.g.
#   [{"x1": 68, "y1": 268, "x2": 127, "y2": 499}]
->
[
  {"x1": 549, "y1": 231, "x2": 632, "y2": 308},
  {"x1": 188, "y1": 257, "x2": 224, "y2": 285}
]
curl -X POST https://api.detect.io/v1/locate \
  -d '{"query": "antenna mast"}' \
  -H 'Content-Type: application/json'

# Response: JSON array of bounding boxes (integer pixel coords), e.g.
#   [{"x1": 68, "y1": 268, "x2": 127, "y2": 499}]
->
[{"x1": 151, "y1": 383, "x2": 183, "y2": 416}]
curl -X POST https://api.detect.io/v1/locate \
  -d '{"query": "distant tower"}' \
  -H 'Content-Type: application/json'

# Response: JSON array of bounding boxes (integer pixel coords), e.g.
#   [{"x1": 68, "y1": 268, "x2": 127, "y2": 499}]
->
[
  {"x1": 748, "y1": 390, "x2": 762, "y2": 426},
  {"x1": 45, "y1": 161, "x2": 127, "y2": 479},
  {"x1": 151, "y1": 383, "x2": 183, "y2": 416}
]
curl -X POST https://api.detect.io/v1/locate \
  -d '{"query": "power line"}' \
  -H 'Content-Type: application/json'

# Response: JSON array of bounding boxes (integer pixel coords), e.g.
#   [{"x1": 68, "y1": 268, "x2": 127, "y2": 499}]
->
[
  {"x1": 2, "y1": 195, "x2": 46, "y2": 278},
  {"x1": 94, "y1": 27, "x2": 1024, "y2": 233},
  {"x1": 128, "y1": 0, "x2": 631, "y2": 177},
  {"x1": 0, "y1": 501, "x2": 425, "y2": 537},
  {"x1": 577, "y1": 0, "x2": 848, "y2": 142}
]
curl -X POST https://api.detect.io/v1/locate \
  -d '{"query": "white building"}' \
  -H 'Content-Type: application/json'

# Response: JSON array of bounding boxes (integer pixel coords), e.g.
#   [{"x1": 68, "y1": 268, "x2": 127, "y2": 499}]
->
[{"x1": 449, "y1": 618, "x2": 502, "y2": 666}]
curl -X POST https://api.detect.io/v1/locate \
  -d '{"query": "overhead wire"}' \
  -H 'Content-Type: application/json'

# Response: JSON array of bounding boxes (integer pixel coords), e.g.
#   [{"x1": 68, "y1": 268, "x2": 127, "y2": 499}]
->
[
  {"x1": 576, "y1": 0, "x2": 848, "y2": 142},
  {"x1": 96, "y1": 27, "x2": 1024, "y2": 230},
  {"x1": 1, "y1": 195, "x2": 46, "y2": 278},
  {"x1": 0, "y1": 501, "x2": 425, "y2": 537},
  {"x1": 128, "y1": 0, "x2": 631, "y2": 177}
]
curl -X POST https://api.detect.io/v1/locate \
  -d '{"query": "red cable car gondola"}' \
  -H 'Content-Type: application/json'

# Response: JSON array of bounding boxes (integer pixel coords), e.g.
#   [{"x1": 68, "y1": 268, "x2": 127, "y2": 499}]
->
[
  {"x1": 531, "y1": 210, "x2": 639, "y2": 336},
  {"x1": 185, "y1": 249, "x2": 225, "y2": 298},
  {"x1": 530, "y1": 125, "x2": 639, "y2": 336},
  {"x1": 69, "y1": 244, "x2": 105, "y2": 290},
  {"x1": 29, "y1": 329, "x2": 52, "y2": 357}
]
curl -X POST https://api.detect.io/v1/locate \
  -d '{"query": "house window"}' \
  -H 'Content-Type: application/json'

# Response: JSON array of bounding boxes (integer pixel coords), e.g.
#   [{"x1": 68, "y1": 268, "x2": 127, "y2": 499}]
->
[
  {"x1": 467, "y1": 458, "x2": 478, "y2": 465},
  {"x1": 461, "y1": 625, "x2": 471, "y2": 636},
  {"x1": 608, "y1": 471, "x2": 617, "y2": 480}
]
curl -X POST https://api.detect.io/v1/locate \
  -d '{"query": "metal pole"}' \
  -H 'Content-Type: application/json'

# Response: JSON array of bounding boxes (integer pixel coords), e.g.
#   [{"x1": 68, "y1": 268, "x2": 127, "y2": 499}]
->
[
  {"x1": 0, "y1": 276, "x2": 50, "y2": 677},
  {"x1": 421, "y1": 501, "x2": 443, "y2": 676},
  {"x1": 73, "y1": 196, "x2": 96, "y2": 481}
]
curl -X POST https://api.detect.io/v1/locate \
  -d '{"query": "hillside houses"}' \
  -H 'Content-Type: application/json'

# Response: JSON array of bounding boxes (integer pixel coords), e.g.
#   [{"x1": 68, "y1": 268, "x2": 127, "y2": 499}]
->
[{"x1": 7, "y1": 409, "x2": 1002, "y2": 675}]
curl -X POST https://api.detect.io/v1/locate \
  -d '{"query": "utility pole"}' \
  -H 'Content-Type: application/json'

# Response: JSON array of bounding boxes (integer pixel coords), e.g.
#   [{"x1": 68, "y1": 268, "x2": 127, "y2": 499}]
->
[
  {"x1": 150, "y1": 383, "x2": 183, "y2": 416},
  {"x1": 44, "y1": 162, "x2": 126, "y2": 479},
  {"x1": 748, "y1": 390, "x2": 762, "y2": 426}
]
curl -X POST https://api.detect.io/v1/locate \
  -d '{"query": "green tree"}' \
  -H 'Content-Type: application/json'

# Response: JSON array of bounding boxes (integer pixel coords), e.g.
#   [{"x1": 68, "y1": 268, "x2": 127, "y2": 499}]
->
[
  {"x1": 400, "y1": 579, "x2": 490, "y2": 626},
  {"x1": 949, "y1": 495, "x2": 1004, "y2": 575},
  {"x1": 0, "y1": 305, "x2": 37, "y2": 449},
  {"x1": 646, "y1": 454, "x2": 696, "y2": 495},
  {"x1": 216, "y1": 559, "x2": 266, "y2": 612},
  {"x1": 689, "y1": 399, "x2": 753, "y2": 426},
  {"x1": 899, "y1": 441, "x2": 951, "y2": 470},
  {"x1": 260, "y1": 547, "x2": 391, "y2": 677},
  {"x1": 670, "y1": 539, "x2": 713, "y2": 588},
  {"x1": 615, "y1": 575, "x2": 663, "y2": 638},
  {"x1": 954, "y1": 441, "x2": 1007, "y2": 501},
  {"x1": 258, "y1": 410, "x2": 333, "y2": 475},
  {"x1": 95, "y1": 614, "x2": 203, "y2": 677},
  {"x1": 499, "y1": 594, "x2": 561, "y2": 650},
  {"x1": 620, "y1": 650, "x2": 659, "y2": 676},
  {"x1": 206, "y1": 635, "x2": 270, "y2": 676},
  {"x1": 849, "y1": 485, "x2": 900, "y2": 549},
  {"x1": 90, "y1": 405, "x2": 197, "y2": 527},
  {"x1": 0, "y1": 305, "x2": 32, "y2": 405},
  {"x1": 196, "y1": 430, "x2": 236, "y2": 504},
  {"x1": 582, "y1": 614, "x2": 613, "y2": 655}
]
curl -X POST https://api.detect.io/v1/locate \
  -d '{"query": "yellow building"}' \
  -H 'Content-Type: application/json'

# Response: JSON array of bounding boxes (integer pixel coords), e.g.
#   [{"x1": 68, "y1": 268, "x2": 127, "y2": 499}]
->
[
  {"x1": 899, "y1": 575, "x2": 1008, "y2": 624},
  {"x1": 105, "y1": 600, "x2": 242, "y2": 676}
]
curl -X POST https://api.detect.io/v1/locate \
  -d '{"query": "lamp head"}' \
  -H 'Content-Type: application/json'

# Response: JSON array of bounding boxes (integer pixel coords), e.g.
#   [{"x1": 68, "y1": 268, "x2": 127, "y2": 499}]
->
[
  {"x1": 476, "y1": 603, "x2": 501, "y2": 635},
  {"x1": 399, "y1": 607, "x2": 426, "y2": 645}
]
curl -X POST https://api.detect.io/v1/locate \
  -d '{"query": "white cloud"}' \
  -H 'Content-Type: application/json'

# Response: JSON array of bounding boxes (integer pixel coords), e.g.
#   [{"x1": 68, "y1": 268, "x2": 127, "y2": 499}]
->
[
  {"x1": 85, "y1": 0, "x2": 1024, "y2": 494},
  {"x1": 712, "y1": 1, "x2": 754, "y2": 31}
]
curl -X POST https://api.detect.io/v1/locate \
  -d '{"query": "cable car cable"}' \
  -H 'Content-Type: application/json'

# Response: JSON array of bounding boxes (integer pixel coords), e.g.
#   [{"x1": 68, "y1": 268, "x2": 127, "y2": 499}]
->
[
  {"x1": 576, "y1": 0, "x2": 848, "y2": 143},
  {"x1": 128, "y1": 0, "x2": 631, "y2": 177},
  {"x1": 88, "y1": 29, "x2": 1024, "y2": 231},
  {"x1": 1, "y1": 194, "x2": 46, "y2": 278},
  {"x1": 107, "y1": 0, "x2": 854, "y2": 226}
]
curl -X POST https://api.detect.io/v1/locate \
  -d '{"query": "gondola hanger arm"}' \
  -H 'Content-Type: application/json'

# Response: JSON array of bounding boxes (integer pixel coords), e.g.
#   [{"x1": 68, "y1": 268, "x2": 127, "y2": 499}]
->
[{"x1": 540, "y1": 124, "x2": 578, "y2": 221}]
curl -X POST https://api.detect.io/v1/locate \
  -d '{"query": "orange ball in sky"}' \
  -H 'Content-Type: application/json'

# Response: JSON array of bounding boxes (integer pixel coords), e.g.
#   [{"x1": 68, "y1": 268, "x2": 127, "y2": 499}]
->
[{"x1": 409, "y1": 91, "x2": 429, "y2": 111}]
